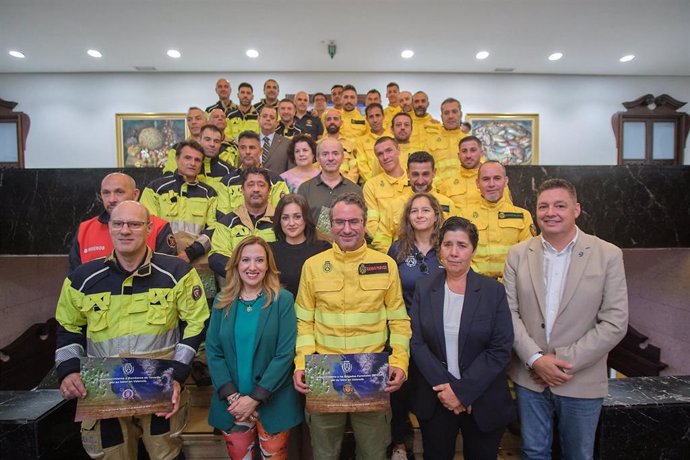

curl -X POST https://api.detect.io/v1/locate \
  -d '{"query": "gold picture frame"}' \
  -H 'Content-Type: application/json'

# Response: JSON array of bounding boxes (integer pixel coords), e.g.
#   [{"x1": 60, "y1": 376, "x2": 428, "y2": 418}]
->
[
  {"x1": 115, "y1": 113, "x2": 188, "y2": 168},
  {"x1": 465, "y1": 113, "x2": 539, "y2": 165}
]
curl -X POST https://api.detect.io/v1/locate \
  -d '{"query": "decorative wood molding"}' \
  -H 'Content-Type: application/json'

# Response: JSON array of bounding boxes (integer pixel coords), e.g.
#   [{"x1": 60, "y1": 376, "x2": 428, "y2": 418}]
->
[{"x1": 0, "y1": 97, "x2": 30, "y2": 168}]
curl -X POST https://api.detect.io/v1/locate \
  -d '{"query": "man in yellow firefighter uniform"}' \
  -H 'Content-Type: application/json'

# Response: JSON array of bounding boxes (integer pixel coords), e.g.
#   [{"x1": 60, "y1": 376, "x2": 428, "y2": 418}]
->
[
  {"x1": 293, "y1": 192, "x2": 410, "y2": 460},
  {"x1": 55, "y1": 200, "x2": 209, "y2": 460}
]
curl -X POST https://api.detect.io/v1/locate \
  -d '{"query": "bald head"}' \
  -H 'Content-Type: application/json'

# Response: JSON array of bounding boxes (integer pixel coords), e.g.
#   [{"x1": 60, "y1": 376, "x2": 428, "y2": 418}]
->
[
  {"x1": 101, "y1": 173, "x2": 139, "y2": 214},
  {"x1": 208, "y1": 108, "x2": 227, "y2": 130},
  {"x1": 324, "y1": 109, "x2": 342, "y2": 135},
  {"x1": 109, "y1": 201, "x2": 152, "y2": 259}
]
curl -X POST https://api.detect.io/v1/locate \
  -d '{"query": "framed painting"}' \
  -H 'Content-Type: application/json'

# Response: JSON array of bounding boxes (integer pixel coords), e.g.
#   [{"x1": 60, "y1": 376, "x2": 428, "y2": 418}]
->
[
  {"x1": 465, "y1": 113, "x2": 539, "y2": 165},
  {"x1": 116, "y1": 113, "x2": 188, "y2": 167}
]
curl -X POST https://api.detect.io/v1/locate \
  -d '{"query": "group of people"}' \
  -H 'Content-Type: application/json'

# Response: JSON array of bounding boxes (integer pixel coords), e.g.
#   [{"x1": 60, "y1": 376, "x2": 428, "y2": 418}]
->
[{"x1": 54, "y1": 77, "x2": 629, "y2": 460}]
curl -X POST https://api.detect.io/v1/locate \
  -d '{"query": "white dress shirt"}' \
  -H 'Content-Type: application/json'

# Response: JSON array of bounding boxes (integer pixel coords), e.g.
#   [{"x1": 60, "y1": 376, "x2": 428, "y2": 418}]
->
[{"x1": 443, "y1": 282, "x2": 465, "y2": 379}]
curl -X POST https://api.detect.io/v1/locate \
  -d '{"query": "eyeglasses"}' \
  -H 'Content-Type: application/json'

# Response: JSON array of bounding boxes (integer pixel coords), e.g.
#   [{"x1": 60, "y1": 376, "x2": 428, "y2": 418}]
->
[
  {"x1": 332, "y1": 218, "x2": 363, "y2": 229},
  {"x1": 110, "y1": 220, "x2": 148, "y2": 230},
  {"x1": 415, "y1": 252, "x2": 428, "y2": 274}
]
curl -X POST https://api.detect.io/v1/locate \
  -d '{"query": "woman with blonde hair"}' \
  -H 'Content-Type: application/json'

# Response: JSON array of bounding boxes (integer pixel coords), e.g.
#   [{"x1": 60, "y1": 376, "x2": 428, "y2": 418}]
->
[{"x1": 206, "y1": 236, "x2": 302, "y2": 460}]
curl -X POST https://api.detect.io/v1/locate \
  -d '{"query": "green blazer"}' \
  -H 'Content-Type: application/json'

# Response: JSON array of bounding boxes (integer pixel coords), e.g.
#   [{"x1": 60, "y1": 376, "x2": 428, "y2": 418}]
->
[{"x1": 206, "y1": 288, "x2": 303, "y2": 434}]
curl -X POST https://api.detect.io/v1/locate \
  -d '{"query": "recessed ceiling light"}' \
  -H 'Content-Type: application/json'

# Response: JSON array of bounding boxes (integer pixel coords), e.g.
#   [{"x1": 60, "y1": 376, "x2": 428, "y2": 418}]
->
[
  {"x1": 246, "y1": 49, "x2": 259, "y2": 58},
  {"x1": 167, "y1": 49, "x2": 181, "y2": 59},
  {"x1": 475, "y1": 51, "x2": 490, "y2": 60},
  {"x1": 87, "y1": 49, "x2": 102, "y2": 58},
  {"x1": 619, "y1": 54, "x2": 635, "y2": 63},
  {"x1": 9, "y1": 50, "x2": 25, "y2": 58},
  {"x1": 548, "y1": 52, "x2": 563, "y2": 61},
  {"x1": 401, "y1": 49, "x2": 414, "y2": 59}
]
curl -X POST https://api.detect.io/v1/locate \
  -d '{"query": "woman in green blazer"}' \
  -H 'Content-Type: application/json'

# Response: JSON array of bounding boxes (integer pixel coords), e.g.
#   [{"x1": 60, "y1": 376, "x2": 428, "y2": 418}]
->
[{"x1": 206, "y1": 236, "x2": 303, "y2": 459}]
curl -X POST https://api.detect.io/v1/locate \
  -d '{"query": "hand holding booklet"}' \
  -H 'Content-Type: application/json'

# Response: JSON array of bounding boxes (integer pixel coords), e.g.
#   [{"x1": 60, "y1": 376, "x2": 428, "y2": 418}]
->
[{"x1": 75, "y1": 357, "x2": 174, "y2": 421}]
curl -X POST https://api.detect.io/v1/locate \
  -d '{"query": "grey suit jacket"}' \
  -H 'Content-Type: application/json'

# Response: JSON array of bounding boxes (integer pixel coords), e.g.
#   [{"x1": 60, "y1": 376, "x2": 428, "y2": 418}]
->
[
  {"x1": 503, "y1": 230, "x2": 628, "y2": 398},
  {"x1": 261, "y1": 133, "x2": 292, "y2": 174}
]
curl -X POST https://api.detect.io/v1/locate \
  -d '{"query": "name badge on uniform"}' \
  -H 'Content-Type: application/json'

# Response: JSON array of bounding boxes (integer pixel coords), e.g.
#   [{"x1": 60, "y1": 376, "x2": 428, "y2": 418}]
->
[
  {"x1": 498, "y1": 212, "x2": 524, "y2": 219},
  {"x1": 358, "y1": 263, "x2": 389, "y2": 275}
]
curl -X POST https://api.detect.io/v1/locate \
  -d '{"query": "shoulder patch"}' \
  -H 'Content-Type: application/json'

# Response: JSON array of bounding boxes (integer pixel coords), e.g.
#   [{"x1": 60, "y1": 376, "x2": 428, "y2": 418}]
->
[
  {"x1": 167, "y1": 234, "x2": 177, "y2": 249},
  {"x1": 192, "y1": 285, "x2": 202, "y2": 301},
  {"x1": 323, "y1": 260, "x2": 332, "y2": 272},
  {"x1": 498, "y1": 212, "x2": 524, "y2": 219},
  {"x1": 358, "y1": 262, "x2": 389, "y2": 275}
]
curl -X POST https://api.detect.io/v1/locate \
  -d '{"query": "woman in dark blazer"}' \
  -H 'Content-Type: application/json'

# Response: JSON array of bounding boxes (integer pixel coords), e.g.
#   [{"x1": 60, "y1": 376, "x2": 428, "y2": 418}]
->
[
  {"x1": 409, "y1": 217, "x2": 516, "y2": 460},
  {"x1": 206, "y1": 236, "x2": 302, "y2": 459}
]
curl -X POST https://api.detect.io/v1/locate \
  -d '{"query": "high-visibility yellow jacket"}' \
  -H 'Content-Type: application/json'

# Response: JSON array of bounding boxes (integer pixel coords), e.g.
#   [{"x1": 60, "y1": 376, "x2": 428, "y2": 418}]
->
[
  {"x1": 339, "y1": 109, "x2": 368, "y2": 140},
  {"x1": 383, "y1": 105, "x2": 403, "y2": 129},
  {"x1": 460, "y1": 197, "x2": 534, "y2": 278},
  {"x1": 208, "y1": 204, "x2": 277, "y2": 277},
  {"x1": 437, "y1": 165, "x2": 513, "y2": 215},
  {"x1": 294, "y1": 242, "x2": 410, "y2": 373},
  {"x1": 54, "y1": 249, "x2": 209, "y2": 383},
  {"x1": 226, "y1": 106, "x2": 260, "y2": 141},
  {"x1": 409, "y1": 113, "x2": 439, "y2": 148},
  {"x1": 425, "y1": 126, "x2": 466, "y2": 182},
  {"x1": 140, "y1": 173, "x2": 218, "y2": 260},
  {"x1": 363, "y1": 171, "x2": 411, "y2": 244},
  {"x1": 215, "y1": 170, "x2": 289, "y2": 216},
  {"x1": 354, "y1": 129, "x2": 392, "y2": 184}
]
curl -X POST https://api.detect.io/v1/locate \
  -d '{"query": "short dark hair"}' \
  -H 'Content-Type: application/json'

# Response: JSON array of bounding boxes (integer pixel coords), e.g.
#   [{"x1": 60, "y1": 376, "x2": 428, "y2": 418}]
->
[
  {"x1": 439, "y1": 216, "x2": 479, "y2": 251},
  {"x1": 273, "y1": 194, "x2": 318, "y2": 243},
  {"x1": 374, "y1": 136, "x2": 399, "y2": 153},
  {"x1": 366, "y1": 89, "x2": 381, "y2": 98},
  {"x1": 365, "y1": 103, "x2": 384, "y2": 117},
  {"x1": 238, "y1": 82, "x2": 253, "y2": 91},
  {"x1": 330, "y1": 192, "x2": 367, "y2": 222},
  {"x1": 407, "y1": 151, "x2": 435, "y2": 169},
  {"x1": 263, "y1": 79, "x2": 278, "y2": 90},
  {"x1": 459, "y1": 135, "x2": 482, "y2": 149},
  {"x1": 392, "y1": 112, "x2": 412, "y2": 128},
  {"x1": 238, "y1": 130, "x2": 260, "y2": 143},
  {"x1": 287, "y1": 134, "x2": 317, "y2": 163},
  {"x1": 200, "y1": 124, "x2": 223, "y2": 138},
  {"x1": 279, "y1": 98, "x2": 295, "y2": 107},
  {"x1": 342, "y1": 84, "x2": 357, "y2": 94},
  {"x1": 386, "y1": 82, "x2": 400, "y2": 90},
  {"x1": 461, "y1": 121, "x2": 472, "y2": 130},
  {"x1": 330, "y1": 84, "x2": 343, "y2": 91},
  {"x1": 175, "y1": 140, "x2": 204, "y2": 158},
  {"x1": 441, "y1": 97, "x2": 461, "y2": 110},
  {"x1": 313, "y1": 92, "x2": 327, "y2": 101},
  {"x1": 240, "y1": 166, "x2": 271, "y2": 187},
  {"x1": 538, "y1": 178, "x2": 578, "y2": 202}
]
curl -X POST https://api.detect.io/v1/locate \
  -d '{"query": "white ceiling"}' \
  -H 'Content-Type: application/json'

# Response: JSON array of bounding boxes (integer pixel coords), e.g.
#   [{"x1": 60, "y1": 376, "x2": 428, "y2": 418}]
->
[{"x1": 1, "y1": 0, "x2": 689, "y2": 76}]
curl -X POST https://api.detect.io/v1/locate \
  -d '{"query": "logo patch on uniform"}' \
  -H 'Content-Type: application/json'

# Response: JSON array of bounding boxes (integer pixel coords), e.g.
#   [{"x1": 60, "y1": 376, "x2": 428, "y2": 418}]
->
[
  {"x1": 472, "y1": 211, "x2": 479, "y2": 219},
  {"x1": 498, "y1": 212, "x2": 524, "y2": 219},
  {"x1": 352, "y1": 119, "x2": 365, "y2": 125},
  {"x1": 167, "y1": 234, "x2": 177, "y2": 248},
  {"x1": 323, "y1": 260, "x2": 332, "y2": 272},
  {"x1": 405, "y1": 255, "x2": 417, "y2": 267},
  {"x1": 380, "y1": 180, "x2": 385, "y2": 187},
  {"x1": 441, "y1": 205, "x2": 450, "y2": 213},
  {"x1": 358, "y1": 262, "x2": 389, "y2": 275},
  {"x1": 192, "y1": 285, "x2": 202, "y2": 301}
]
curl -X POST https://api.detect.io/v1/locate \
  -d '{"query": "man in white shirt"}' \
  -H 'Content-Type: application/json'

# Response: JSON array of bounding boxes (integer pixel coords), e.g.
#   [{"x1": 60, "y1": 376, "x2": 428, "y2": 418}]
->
[{"x1": 503, "y1": 178, "x2": 628, "y2": 460}]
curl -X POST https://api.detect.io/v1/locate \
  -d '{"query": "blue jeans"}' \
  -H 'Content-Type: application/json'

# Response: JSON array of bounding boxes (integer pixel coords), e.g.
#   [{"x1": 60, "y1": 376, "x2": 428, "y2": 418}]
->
[{"x1": 514, "y1": 384, "x2": 603, "y2": 460}]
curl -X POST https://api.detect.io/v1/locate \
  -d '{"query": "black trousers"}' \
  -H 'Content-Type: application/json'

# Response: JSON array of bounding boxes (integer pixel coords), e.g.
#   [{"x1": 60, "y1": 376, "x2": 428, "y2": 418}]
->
[{"x1": 418, "y1": 406, "x2": 504, "y2": 460}]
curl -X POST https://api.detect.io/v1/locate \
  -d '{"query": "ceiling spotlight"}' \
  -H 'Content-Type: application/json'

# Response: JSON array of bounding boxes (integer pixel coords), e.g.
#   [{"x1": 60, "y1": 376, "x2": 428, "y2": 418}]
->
[
  {"x1": 619, "y1": 54, "x2": 635, "y2": 63},
  {"x1": 548, "y1": 52, "x2": 563, "y2": 61},
  {"x1": 87, "y1": 49, "x2": 102, "y2": 58},
  {"x1": 167, "y1": 49, "x2": 181, "y2": 59},
  {"x1": 475, "y1": 51, "x2": 490, "y2": 60},
  {"x1": 9, "y1": 50, "x2": 25, "y2": 58},
  {"x1": 401, "y1": 49, "x2": 414, "y2": 59},
  {"x1": 246, "y1": 49, "x2": 259, "y2": 58}
]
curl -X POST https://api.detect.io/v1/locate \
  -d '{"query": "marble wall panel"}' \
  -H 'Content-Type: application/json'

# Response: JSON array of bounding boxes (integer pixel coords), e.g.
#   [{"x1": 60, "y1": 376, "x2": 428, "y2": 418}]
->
[{"x1": 0, "y1": 165, "x2": 688, "y2": 254}]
